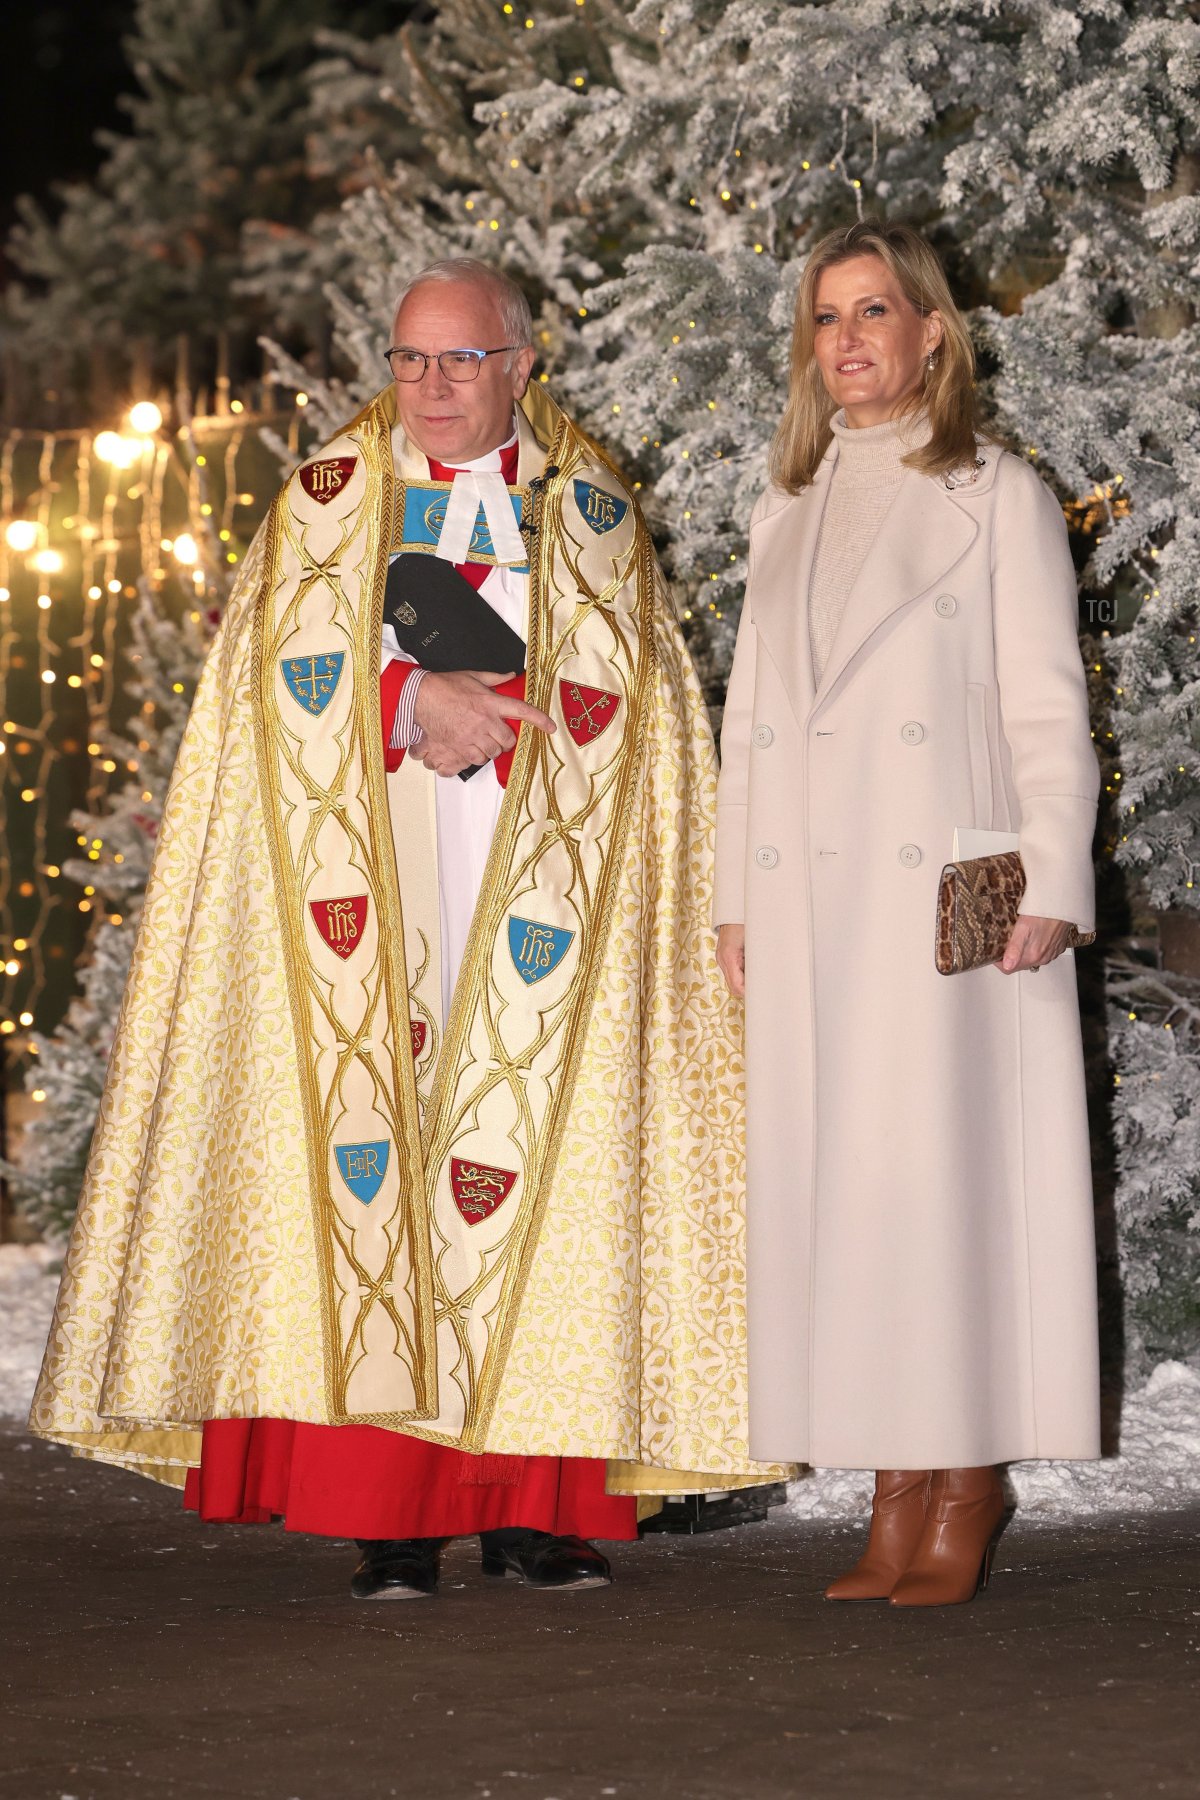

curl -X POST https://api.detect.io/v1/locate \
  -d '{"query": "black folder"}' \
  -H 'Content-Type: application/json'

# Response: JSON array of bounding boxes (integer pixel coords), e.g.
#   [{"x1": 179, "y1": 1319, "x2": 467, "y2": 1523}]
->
[{"x1": 384, "y1": 552, "x2": 527, "y2": 781}]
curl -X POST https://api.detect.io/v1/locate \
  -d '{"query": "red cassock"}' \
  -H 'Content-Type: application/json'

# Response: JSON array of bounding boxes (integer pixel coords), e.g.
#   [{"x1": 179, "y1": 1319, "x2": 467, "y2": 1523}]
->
[{"x1": 185, "y1": 446, "x2": 637, "y2": 1541}]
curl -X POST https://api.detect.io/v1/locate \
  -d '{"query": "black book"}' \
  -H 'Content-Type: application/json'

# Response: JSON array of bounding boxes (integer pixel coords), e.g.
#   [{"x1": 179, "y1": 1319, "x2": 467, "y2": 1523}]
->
[{"x1": 384, "y1": 552, "x2": 527, "y2": 781}]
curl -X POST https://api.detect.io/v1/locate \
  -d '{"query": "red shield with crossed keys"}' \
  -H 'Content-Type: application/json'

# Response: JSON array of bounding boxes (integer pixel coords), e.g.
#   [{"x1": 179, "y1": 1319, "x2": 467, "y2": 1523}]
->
[
  {"x1": 298, "y1": 456, "x2": 357, "y2": 505},
  {"x1": 309, "y1": 896, "x2": 368, "y2": 959},
  {"x1": 450, "y1": 1157, "x2": 518, "y2": 1226},
  {"x1": 410, "y1": 1019, "x2": 428, "y2": 1059},
  {"x1": 559, "y1": 680, "x2": 621, "y2": 748}
]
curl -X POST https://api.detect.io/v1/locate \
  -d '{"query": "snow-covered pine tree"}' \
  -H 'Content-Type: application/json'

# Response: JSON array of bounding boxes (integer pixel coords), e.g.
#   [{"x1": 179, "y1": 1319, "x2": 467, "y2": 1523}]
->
[{"x1": 7, "y1": 586, "x2": 217, "y2": 1238}]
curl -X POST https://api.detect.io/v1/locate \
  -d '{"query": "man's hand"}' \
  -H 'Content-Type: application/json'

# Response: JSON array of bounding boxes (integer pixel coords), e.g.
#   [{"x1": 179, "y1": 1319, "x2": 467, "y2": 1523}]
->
[
  {"x1": 998, "y1": 913, "x2": 1073, "y2": 974},
  {"x1": 716, "y1": 923, "x2": 746, "y2": 999},
  {"x1": 410, "y1": 670, "x2": 555, "y2": 778}
]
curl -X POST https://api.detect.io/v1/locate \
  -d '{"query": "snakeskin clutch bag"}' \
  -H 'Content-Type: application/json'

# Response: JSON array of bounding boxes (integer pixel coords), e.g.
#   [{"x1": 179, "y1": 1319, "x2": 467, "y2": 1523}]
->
[{"x1": 935, "y1": 850, "x2": 1096, "y2": 975}]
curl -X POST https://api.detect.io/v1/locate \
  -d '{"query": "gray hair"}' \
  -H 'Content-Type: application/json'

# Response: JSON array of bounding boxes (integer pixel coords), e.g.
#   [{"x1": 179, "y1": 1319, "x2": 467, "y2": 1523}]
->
[{"x1": 392, "y1": 259, "x2": 534, "y2": 364}]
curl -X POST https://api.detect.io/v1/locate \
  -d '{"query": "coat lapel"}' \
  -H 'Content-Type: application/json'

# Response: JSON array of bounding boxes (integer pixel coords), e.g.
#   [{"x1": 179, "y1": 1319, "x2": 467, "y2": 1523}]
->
[
  {"x1": 748, "y1": 449, "x2": 834, "y2": 724},
  {"x1": 814, "y1": 465, "x2": 978, "y2": 704}
]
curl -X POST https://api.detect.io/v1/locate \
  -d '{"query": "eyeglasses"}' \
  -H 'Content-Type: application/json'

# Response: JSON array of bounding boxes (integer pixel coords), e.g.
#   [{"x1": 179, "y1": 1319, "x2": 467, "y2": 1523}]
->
[{"x1": 384, "y1": 346, "x2": 519, "y2": 383}]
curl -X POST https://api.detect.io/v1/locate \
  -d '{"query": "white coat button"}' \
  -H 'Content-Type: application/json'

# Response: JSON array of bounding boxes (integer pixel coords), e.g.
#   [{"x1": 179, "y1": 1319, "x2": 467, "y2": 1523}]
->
[
  {"x1": 934, "y1": 593, "x2": 958, "y2": 618},
  {"x1": 900, "y1": 721, "x2": 926, "y2": 746},
  {"x1": 752, "y1": 725, "x2": 774, "y2": 748},
  {"x1": 755, "y1": 846, "x2": 779, "y2": 870},
  {"x1": 898, "y1": 843, "x2": 922, "y2": 868}
]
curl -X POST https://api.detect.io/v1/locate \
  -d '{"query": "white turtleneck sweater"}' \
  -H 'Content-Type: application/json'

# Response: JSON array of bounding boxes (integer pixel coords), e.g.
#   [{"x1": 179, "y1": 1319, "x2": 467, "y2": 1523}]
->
[{"x1": 808, "y1": 410, "x2": 927, "y2": 685}]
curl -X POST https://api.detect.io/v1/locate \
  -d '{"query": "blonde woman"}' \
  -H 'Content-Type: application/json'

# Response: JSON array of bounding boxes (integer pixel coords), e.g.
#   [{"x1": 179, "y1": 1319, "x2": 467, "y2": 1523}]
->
[{"x1": 715, "y1": 219, "x2": 1100, "y2": 1605}]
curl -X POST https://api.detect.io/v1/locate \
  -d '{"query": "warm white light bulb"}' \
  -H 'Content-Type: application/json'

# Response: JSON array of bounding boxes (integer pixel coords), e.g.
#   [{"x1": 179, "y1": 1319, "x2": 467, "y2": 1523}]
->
[
  {"x1": 4, "y1": 519, "x2": 39, "y2": 552},
  {"x1": 128, "y1": 401, "x2": 163, "y2": 434},
  {"x1": 172, "y1": 533, "x2": 199, "y2": 566},
  {"x1": 31, "y1": 548, "x2": 65, "y2": 575},
  {"x1": 94, "y1": 430, "x2": 141, "y2": 468}
]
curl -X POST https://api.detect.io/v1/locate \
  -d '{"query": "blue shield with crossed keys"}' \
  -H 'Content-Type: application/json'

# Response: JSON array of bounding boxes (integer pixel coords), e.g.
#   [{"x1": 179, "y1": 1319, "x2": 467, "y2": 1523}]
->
[
  {"x1": 508, "y1": 917, "x2": 575, "y2": 986},
  {"x1": 281, "y1": 651, "x2": 345, "y2": 717},
  {"x1": 574, "y1": 480, "x2": 628, "y2": 536},
  {"x1": 335, "y1": 1140, "x2": 390, "y2": 1205}
]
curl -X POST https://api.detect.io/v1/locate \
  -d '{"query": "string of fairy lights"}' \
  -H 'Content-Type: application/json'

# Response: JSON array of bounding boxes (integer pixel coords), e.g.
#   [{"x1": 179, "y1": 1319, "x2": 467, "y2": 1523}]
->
[{"x1": 0, "y1": 391, "x2": 303, "y2": 1115}]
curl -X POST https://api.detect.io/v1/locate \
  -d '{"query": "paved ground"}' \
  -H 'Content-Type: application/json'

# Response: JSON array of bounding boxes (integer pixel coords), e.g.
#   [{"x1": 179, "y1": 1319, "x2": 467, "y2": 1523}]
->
[{"x1": 2, "y1": 1426, "x2": 1196, "y2": 1800}]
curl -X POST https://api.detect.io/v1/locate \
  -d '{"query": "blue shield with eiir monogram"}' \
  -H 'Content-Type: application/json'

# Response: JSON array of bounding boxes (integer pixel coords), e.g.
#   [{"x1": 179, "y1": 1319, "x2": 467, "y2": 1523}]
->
[
  {"x1": 573, "y1": 479, "x2": 628, "y2": 536},
  {"x1": 282, "y1": 651, "x2": 345, "y2": 717},
  {"x1": 335, "y1": 1140, "x2": 390, "y2": 1205},
  {"x1": 508, "y1": 917, "x2": 576, "y2": 986}
]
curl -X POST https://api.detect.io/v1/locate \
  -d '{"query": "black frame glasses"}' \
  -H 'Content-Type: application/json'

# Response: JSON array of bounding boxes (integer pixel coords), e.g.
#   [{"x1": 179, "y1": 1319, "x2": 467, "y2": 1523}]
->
[{"x1": 384, "y1": 346, "x2": 519, "y2": 383}]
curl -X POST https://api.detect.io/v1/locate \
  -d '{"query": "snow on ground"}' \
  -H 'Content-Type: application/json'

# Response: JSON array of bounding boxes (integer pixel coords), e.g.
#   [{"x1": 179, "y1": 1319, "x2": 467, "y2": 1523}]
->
[
  {"x1": 2, "y1": 1242, "x2": 1197, "y2": 1517},
  {"x1": 0, "y1": 1242, "x2": 59, "y2": 1420}
]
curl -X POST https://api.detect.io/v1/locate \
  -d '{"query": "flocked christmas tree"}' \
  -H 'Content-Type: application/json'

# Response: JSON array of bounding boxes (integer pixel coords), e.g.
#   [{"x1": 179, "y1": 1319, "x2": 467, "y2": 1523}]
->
[{"x1": 9, "y1": 0, "x2": 1199, "y2": 1367}]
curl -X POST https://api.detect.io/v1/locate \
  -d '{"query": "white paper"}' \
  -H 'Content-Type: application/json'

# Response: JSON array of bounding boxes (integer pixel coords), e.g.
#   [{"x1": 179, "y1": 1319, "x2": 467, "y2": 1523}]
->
[{"x1": 952, "y1": 827, "x2": 1019, "y2": 860}]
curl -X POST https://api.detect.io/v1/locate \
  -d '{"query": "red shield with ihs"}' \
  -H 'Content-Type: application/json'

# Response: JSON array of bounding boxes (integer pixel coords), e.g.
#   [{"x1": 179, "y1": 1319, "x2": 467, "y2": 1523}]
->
[
  {"x1": 309, "y1": 895, "x2": 368, "y2": 959},
  {"x1": 450, "y1": 1157, "x2": 517, "y2": 1226},
  {"x1": 559, "y1": 680, "x2": 621, "y2": 748},
  {"x1": 298, "y1": 456, "x2": 357, "y2": 505}
]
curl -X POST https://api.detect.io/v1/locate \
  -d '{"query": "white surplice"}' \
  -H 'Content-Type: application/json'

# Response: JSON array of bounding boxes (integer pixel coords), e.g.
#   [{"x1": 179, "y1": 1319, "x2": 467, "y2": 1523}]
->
[{"x1": 381, "y1": 426, "x2": 526, "y2": 1025}]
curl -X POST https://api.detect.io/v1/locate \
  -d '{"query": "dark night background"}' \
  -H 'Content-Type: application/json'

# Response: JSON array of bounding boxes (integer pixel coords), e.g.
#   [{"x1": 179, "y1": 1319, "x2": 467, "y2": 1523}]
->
[{"x1": 0, "y1": 3, "x2": 137, "y2": 279}]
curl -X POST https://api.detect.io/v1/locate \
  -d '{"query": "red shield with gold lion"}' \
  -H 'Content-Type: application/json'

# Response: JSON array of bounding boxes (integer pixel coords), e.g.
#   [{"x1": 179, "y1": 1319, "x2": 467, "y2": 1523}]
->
[{"x1": 450, "y1": 1157, "x2": 517, "y2": 1226}]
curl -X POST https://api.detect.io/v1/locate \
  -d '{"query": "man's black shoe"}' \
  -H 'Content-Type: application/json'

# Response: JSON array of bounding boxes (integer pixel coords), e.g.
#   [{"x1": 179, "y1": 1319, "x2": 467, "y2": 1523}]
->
[
  {"x1": 479, "y1": 1528, "x2": 612, "y2": 1589},
  {"x1": 350, "y1": 1537, "x2": 445, "y2": 1600}
]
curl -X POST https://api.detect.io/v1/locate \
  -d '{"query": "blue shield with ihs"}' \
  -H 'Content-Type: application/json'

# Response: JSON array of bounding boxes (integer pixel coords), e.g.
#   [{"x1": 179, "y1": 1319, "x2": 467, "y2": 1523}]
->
[
  {"x1": 282, "y1": 651, "x2": 344, "y2": 717},
  {"x1": 508, "y1": 917, "x2": 575, "y2": 986},
  {"x1": 335, "y1": 1140, "x2": 390, "y2": 1205},
  {"x1": 574, "y1": 480, "x2": 628, "y2": 536}
]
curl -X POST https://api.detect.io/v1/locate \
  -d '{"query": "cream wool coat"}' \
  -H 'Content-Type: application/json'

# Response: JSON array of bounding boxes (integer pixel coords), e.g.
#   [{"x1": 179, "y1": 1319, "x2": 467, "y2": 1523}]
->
[{"x1": 715, "y1": 440, "x2": 1101, "y2": 1469}]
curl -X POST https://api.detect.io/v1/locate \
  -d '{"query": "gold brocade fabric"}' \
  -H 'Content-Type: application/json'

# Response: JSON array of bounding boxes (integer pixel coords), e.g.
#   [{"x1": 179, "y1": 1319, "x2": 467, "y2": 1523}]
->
[{"x1": 29, "y1": 383, "x2": 789, "y2": 1490}]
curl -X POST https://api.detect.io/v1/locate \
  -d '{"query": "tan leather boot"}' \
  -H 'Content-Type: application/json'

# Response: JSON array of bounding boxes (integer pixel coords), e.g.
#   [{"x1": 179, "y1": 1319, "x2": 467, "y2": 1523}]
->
[
  {"x1": 824, "y1": 1469, "x2": 933, "y2": 1601},
  {"x1": 889, "y1": 1466, "x2": 1006, "y2": 1607}
]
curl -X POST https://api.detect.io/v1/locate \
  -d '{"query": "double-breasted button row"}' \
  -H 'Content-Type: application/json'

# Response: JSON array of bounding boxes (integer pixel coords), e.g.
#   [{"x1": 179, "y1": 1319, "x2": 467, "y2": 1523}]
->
[
  {"x1": 755, "y1": 846, "x2": 779, "y2": 869},
  {"x1": 898, "y1": 843, "x2": 922, "y2": 868},
  {"x1": 752, "y1": 725, "x2": 774, "y2": 748},
  {"x1": 900, "y1": 720, "x2": 925, "y2": 746},
  {"x1": 934, "y1": 592, "x2": 958, "y2": 618}
]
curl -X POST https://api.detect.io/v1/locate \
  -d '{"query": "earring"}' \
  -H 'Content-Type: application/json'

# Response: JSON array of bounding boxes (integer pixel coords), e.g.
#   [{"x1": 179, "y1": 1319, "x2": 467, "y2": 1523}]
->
[{"x1": 926, "y1": 351, "x2": 936, "y2": 371}]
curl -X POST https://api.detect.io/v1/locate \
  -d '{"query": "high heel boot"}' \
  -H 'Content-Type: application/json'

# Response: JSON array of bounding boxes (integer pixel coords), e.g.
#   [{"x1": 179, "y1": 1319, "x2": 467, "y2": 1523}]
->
[
  {"x1": 888, "y1": 1466, "x2": 1006, "y2": 1607},
  {"x1": 824, "y1": 1469, "x2": 933, "y2": 1601}
]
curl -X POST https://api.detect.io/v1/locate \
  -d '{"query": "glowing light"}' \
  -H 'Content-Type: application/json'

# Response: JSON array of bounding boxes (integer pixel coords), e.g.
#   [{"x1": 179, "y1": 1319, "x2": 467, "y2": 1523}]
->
[
  {"x1": 87, "y1": 585, "x2": 102, "y2": 599},
  {"x1": 4, "y1": 520, "x2": 38, "y2": 552},
  {"x1": 230, "y1": 399, "x2": 244, "y2": 414},
  {"x1": 31, "y1": 549, "x2": 64, "y2": 574},
  {"x1": 37, "y1": 594, "x2": 52, "y2": 611},
  {"x1": 41, "y1": 670, "x2": 56, "y2": 684},
  {"x1": 94, "y1": 430, "x2": 141, "y2": 468},
  {"x1": 107, "y1": 579, "x2": 122, "y2": 594},
  {"x1": 68, "y1": 676, "x2": 82, "y2": 688},
  {"x1": 0, "y1": 1023, "x2": 14, "y2": 1036},
  {"x1": 172, "y1": 533, "x2": 199, "y2": 566},
  {"x1": 0, "y1": 588, "x2": 8, "y2": 602},
  {"x1": 31, "y1": 1089, "x2": 46, "y2": 1102},
  {"x1": 295, "y1": 393, "x2": 309, "y2": 408},
  {"x1": 90, "y1": 654, "x2": 105, "y2": 668},
  {"x1": 128, "y1": 401, "x2": 163, "y2": 434},
  {"x1": 19, "y1": 1012, "x2": 33, "y2": 1027},
  {"x1": 4, "y1": 960, "x2": 19, "y2": 975}
]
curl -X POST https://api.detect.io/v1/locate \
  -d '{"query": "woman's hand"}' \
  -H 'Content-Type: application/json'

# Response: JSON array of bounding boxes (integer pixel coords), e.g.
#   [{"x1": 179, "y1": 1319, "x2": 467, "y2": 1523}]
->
[
  {"x1": 998, "y1": 914, "x2": 1073, "y2": 975},
  {"x1": 717, "y1": 923, "x2": 746, "y2": 998}
]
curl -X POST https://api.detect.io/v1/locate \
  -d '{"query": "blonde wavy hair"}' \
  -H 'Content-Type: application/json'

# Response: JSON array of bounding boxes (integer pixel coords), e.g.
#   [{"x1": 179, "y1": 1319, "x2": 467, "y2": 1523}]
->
[{"x1": 769, "y1": 219, "x2": 983, "y2": 493}]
